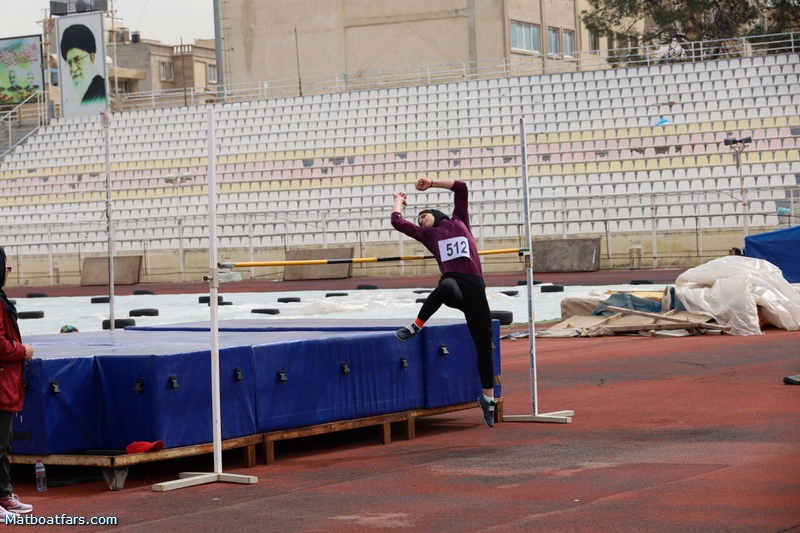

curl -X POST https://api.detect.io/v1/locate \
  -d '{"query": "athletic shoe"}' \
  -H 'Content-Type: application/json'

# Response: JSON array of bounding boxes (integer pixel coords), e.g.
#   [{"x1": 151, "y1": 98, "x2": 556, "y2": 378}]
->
[
  {"x1": 0, "y1": 493, "x2": 32, "y2": 514},
  {"x1": 477, "y1": 395, "x2": 496, "y2": 427},
  {"x1": 0, "y1": 505, "x2": 14, "y2": 521},
  {"x1": 394, "y1": 323, "x2": 420, "y2": 342}
]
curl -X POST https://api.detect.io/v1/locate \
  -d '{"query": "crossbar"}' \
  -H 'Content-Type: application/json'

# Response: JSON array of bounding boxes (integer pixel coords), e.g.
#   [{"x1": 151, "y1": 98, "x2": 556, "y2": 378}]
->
[{"x1": 219, "y1": 247, "x2": 528, "y2": 269}]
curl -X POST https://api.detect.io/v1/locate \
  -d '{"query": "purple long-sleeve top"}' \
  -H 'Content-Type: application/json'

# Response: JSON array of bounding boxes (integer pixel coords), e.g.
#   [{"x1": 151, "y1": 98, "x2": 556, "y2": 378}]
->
[{"x1": 391, "y1": 181, "x2": 483, "y2": 277}]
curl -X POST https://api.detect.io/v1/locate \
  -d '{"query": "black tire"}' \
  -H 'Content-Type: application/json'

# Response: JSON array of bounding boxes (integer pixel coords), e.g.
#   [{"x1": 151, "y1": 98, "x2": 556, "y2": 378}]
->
[
  {"x1": 252, "y1": 308, "x2": 280, "y2": 315},
  {"x1": 500, "y1": 290, "x2": 519, "y2": 297},
  {"x1": 199, "y1": 295, "x2": 224, "y2": 304},
  {"x1": 277, "y1": 297, "x2": 301, "y2": 303},
  {"x1": 413, "y1": 289, "x2": 432, "y2": 294},
  {"x1": 91, "y1": 296, "x2": 110, "y2": 304},
  {"x1": 103, "y1": 318, "x2": 135, "y2": 329},
  {"x1": 490, "y1": 310, "x2": 513, "y2": 325},
  {"x1": 133, "y1": 290, "x2": 155, "y2": 295},
  {"x1": 219, "y1": 301, "x2": 233, "y2": 306},
  {"x1": 357, "y1": 284, "x2": 379, "y2": 290},
  {"x1": 415, "y1": 298, "x2": 427, "y2": 303},
  {"x1": 129, "y1": 308, "x2": 159, "y2": 317},
  {"x1": 326, "y1": 292, "x2": 348, "y2": 297},
  {"x1": 630, "y1": 280, "x2": 654, "y2": 285},
  {"x1": 26, "y1": 293, "x2": 48, "y2": 298},
  {"x1": 18, "y1": 311, "x2": 44, "y2": 319},
  {"x1": 516, "y1": 280, "x2": 527, "y2": 286},
  {"x1": 541, "y1": 285, "x2": 564, "y2": 293}
]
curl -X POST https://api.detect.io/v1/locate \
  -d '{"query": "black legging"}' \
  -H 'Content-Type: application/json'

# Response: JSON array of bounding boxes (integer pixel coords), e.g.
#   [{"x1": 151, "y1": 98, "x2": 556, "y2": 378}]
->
[{"x1": 418, "y1": 273, "x2": 495, "y2": 390}]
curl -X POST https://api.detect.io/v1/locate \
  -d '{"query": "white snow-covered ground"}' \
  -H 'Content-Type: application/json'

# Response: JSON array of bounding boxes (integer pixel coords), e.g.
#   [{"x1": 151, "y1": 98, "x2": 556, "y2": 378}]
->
[{"x1": 13, "y1": 283, "x2": 666, "y2": 337}]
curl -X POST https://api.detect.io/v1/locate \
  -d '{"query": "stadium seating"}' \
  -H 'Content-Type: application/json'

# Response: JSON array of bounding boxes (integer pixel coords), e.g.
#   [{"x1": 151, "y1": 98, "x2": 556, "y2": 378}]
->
[{"x1": 0, "y1": 53, "x2": 797, "y2": 262}]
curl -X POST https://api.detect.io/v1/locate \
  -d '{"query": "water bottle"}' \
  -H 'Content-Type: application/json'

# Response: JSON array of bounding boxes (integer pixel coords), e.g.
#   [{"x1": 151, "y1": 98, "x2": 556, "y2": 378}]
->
[{"x1": 34, "y1": 460, "x2": 47, "y2": 492}]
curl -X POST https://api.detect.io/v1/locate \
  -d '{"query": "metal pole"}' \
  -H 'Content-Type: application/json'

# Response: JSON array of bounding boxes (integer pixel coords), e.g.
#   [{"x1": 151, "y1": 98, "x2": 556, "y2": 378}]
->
[
  {"x1": 207, "y1": 108, "x2": 222, "y2": 475},
  {"x1": 212, "y1": 0, "x2": 226, "y2": 102},
  {"x1": 650, "y1": 194, "x2": 658, "y2": 269},
  {"x1": 152, "y1": 109, "x2": 257, "y2": 492},
  {"x1": 294, "y1": 27, "x2": 303, "y2": 97},
  {"x1": 101, "y1": 109, "x2": 115, "y2": 330},
  {"x1": 737, "y1": 147, "x2": 749, "y2": 241},
  {"x1": 504, "y1": 119, "x2": 573, "y2": 424},
  {"x1": 219, "y1": 247, "x2": 527, "y2": 269},
  {"x1": 111, "y1": 0, "x2": 119, "y2": 98},
  {"x1": 47, "y1": 225, "x2": 54, "y2": 285},
  {"x1": 521, "y1": 119, "x2": 540, "y2": 416}
]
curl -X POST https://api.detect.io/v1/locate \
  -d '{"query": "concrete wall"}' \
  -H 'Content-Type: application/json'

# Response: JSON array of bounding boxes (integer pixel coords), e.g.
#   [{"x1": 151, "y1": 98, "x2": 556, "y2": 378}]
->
[
  {"x1": 284, "y1": 248, "x2": 354, "y2": 280},
  {"x1": 531, "y1": 238, "x2": 600, "y2": 272},
  {"x1": 80, "y1": 256, "x2": 143, "y2": 286},
  {"x1": 114, "y1": 42, "x2": 152, "y2": 92}
]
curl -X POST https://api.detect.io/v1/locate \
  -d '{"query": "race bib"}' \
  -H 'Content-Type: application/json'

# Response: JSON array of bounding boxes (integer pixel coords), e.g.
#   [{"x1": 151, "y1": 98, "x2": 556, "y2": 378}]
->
[{"x1": 438, "y1": 236, "x2": 470, "y2": 262}]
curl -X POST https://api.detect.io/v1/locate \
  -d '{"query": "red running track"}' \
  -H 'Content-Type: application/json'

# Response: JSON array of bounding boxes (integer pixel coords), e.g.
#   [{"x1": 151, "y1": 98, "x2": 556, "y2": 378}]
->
[{"x1": 7, "y1": 318, "x2": 799, "y2": 532}]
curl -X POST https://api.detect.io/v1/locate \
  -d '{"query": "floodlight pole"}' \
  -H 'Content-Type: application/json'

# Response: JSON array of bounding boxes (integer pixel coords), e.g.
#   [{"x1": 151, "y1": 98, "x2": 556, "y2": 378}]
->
[
  {"x1": 101, "y1": 109, "x2": 115, "y2": 330},
  {"x1": 109, "y1": 0, "x2": 119, "y2": 99},
  {"x1": 504, "y1": 119, "x2": 573, "y2": 424},
  {"x1": 212, "y1": 0, "x2": 226, "y2": 102}
]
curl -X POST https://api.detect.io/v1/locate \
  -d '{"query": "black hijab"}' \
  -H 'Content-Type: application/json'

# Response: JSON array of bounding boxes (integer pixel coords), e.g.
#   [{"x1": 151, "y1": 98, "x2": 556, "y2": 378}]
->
[
  {"x1": 0, "y1": 247, "x2": 18, "y2": 323},
  {"x1": 418, "y1": 209, "x2": 451, "y2": 227}
]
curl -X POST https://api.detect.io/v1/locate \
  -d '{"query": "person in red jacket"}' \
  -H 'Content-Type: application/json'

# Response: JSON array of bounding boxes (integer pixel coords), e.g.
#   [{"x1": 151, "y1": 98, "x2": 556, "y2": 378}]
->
[
  {"x1": 390, "y1": 178, "x2": 497, "y2": 427},
  {"x1": 0, "y1": 248, "x2": 34, "y2": 517}
]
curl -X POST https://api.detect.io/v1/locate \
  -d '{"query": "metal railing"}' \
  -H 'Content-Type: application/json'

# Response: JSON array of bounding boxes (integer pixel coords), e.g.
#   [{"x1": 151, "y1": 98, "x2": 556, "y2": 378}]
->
[{"x1": 0, "y1": 92, "x2": 48, "y2": 158}]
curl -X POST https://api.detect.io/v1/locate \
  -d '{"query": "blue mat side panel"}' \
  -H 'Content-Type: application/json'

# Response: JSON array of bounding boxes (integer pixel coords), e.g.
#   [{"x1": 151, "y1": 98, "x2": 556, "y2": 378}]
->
[
  {"x1": 94, "y1": 347, "x2": 257, "y2": 451},
  {"x1": 13, "y1": 357, "x2": 98, "y2": 455},
  {"x1": 96, "y1": 355, "x2": 159, "y2": 449},
  {"x1": 329, "y1": 334, "x2": 425, "y2": 420},
  {"x1": 96, "y1": 352, "x2": 214, "y2": 450},
  {"x1": 218, "y1": 345, "x2": 257, "y2": 440},
  {"x1": 422, "y1": 321, "x2": 502, "y2": 408},
  {"x1": 254, "y1": 338, "x2": 335, "y2": 432},
  {"x1": 153, "y1": 351, "x2": 213, "y2": 448}
]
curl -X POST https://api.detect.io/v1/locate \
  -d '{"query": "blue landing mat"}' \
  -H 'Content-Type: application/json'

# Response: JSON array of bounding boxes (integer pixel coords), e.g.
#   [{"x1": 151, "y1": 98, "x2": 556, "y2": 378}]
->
[{"x1": 17, "y1": 320, "x2": 501, "y2": 455}]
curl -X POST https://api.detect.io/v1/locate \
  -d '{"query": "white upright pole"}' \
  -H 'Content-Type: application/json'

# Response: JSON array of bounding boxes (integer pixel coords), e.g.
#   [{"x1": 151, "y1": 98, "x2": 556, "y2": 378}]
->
[
  {"x1": 152, "y1": 108, "x2": 257, "y2": 491},
  {"x1": 207, "y1": 107, "x2": 223, "y2": 475},
  {"x1": 505, "y1": 119, "x2": 573, "y2": 424}
]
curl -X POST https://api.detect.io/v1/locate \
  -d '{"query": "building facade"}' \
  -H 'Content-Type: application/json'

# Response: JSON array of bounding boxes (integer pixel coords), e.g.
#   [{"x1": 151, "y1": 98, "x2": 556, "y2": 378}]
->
[{"x1": 223, "y1": 0, "x2": 588, "y2": 86}]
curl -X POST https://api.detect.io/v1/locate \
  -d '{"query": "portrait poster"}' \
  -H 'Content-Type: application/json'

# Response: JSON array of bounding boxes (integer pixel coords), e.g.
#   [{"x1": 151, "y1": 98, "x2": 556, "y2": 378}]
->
[
  {"x1": 0, "y1": 35, "x2": 43, "y2": 106},
  {"x1": 56, "y1": 12, "x2": 109, "y2": 118}
]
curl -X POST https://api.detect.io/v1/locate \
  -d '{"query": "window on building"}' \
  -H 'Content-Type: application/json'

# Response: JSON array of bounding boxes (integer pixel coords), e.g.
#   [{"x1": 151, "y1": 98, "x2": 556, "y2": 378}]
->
[
  {"x1": 547, "y1": 27, "x2": 560, "y2": 55},
  {"x1": 510, "y1": 20, "x2": 540, "y2": 53},
  {"x1": 563, "y1": 30, "x2": 575, "y2": 57},
  {"x1": 589, "y1": 31, "x2": 601, "y2": 52},
  {"x1": 617, "y1": 33, "x2": 629, "y2": 53},
  {"x1": 159, "y1": 61, "x2": 174, "y2": 81},
  {"x1": 208, "y1": 63, "x2": 218, "y2": 83}
]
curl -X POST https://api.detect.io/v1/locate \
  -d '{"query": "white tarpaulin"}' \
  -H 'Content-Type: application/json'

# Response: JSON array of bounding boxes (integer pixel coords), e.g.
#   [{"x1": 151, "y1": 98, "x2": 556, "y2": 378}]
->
[{"x1": 675, "y1": 256, "x2": 800, "y2": 336}]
